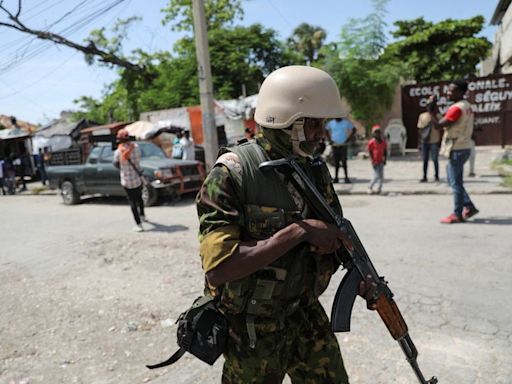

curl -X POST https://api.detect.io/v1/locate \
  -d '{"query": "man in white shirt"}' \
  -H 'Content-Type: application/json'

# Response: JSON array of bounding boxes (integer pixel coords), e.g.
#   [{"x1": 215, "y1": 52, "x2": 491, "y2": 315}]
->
[
  {"x1": 180, "y1": 130, "x2": 195, "y2": 160},
  {"x1": 113, "y1": 129, "x2": 146, "y2": 232}
]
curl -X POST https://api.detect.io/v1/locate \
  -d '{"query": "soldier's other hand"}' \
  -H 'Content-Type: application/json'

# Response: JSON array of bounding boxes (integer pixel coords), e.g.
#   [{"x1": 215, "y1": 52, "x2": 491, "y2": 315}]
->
[
  {"x1": 300, "y1": 219, "x2": 350, "y2": 254},
  {"x1": 358, "y1": 274, "x2": 378, "y2": 310}
]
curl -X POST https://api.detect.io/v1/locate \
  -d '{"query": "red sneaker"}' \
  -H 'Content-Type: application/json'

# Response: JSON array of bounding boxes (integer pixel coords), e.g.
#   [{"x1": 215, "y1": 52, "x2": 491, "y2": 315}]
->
[
  {"x1": 462, "y1": 207, "x2": 479, "y2": 220},
  {"x1": 440, "y1": 213, "x2": 463, "y2": 224}
]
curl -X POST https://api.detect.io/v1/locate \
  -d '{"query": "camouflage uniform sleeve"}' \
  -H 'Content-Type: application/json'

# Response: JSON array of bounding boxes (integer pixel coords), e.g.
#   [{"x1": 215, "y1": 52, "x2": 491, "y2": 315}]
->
[{"x1": 196, "y1": 164, "x2": 244, "y2": 273}]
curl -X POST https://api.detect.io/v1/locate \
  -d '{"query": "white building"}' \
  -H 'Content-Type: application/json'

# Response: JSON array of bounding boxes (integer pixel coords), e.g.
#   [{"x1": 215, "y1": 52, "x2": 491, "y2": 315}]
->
[{"x1": 481, "y1": 0, "x2": 512, "y2": 75}]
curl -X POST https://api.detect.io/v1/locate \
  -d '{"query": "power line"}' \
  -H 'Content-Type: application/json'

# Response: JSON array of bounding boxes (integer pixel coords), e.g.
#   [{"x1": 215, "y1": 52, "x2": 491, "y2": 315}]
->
[
  {"x1": 0, "y1": 0, "x2": 128, "y2": 74},
  {"x1": 0, "y1": 52, "x2": 79, "y2": 100},
  {"x1": 264, "y1": 0, "x2": 294, "y2": 30},
  {"x1": 0, "y1": 77, "x2": 47, "y2": 109}
]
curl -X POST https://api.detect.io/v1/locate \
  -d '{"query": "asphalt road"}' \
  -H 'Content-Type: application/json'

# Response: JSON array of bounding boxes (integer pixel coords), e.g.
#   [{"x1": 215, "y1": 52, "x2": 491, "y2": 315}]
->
[{"x1": 0, "y1": 193, "x2": 511, "y2": 384}]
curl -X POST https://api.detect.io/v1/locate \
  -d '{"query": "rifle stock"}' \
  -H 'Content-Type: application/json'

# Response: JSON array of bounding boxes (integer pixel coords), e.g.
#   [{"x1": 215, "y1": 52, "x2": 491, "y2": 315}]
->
[{"x1": 259, "y1": 156, "x2": 438, "y2": 384}]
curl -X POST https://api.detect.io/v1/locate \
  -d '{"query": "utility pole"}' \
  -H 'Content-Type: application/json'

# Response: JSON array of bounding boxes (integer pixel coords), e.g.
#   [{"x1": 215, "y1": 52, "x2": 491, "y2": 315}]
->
[{"x1": 191, "y1": 0, "x2": 218, "y2": 171}]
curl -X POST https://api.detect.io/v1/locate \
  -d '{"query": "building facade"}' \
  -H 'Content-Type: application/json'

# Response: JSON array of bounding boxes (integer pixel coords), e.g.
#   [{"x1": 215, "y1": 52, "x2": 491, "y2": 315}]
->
[{"x1": 481, "y1": 0, "x2": 512, "y2": 75}]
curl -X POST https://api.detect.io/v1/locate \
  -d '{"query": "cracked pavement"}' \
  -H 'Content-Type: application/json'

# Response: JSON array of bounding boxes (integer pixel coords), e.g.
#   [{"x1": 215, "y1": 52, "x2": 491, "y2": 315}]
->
[{"x1": 0, "y1": 193, "x2": 511, "y2": 384}]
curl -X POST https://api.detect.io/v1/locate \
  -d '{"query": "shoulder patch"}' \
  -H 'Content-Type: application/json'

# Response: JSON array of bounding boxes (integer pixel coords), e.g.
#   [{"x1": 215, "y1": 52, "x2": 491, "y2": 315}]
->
[{"x1": 216, "y1": 152, "x2": 242, "y2": 178}]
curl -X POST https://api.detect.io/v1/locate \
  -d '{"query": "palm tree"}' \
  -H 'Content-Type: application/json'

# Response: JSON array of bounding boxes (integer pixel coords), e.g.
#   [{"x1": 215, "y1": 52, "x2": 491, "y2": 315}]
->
[{"x1": 287, "y1": 23, "x2": 327, "y2": 65}]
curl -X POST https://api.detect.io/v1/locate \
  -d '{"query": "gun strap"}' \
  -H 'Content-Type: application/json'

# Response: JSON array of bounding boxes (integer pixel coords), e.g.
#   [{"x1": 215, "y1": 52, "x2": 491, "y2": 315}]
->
[
  {"x1": 126, "y1": 158, "x2": 143, "y2": 177},
  {"x1": 146, "y1": 347, "x2": 186, "y2": 369},
  {"x1": 246, "y1": 315, "x2": 257, "y2": 349}
]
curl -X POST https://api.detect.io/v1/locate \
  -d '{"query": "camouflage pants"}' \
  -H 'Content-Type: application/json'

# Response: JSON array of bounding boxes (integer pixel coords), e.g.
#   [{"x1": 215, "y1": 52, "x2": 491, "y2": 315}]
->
[{"x1": 222, "y1": 300, "x2": 349, "y2": 384}]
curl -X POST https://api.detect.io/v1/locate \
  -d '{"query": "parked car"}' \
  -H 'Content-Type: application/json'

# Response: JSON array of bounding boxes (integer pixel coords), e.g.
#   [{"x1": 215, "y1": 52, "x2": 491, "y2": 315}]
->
[{"x1": 47, "y1": 141, "x2": 205, "y2": 206}]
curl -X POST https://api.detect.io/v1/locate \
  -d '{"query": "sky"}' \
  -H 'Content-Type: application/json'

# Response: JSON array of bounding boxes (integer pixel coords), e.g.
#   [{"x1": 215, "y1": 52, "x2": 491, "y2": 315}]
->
[{"x1": 0, "y1": 0, "x2": 501, "y2": 125}]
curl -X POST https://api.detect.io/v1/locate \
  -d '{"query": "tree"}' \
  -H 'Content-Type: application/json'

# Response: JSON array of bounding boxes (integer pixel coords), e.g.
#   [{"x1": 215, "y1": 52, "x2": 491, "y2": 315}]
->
[
  {"x1": 0, "y1": 1, "x2": 146, "y2": 74},
  {"x1": 325, "y1": 0, "x2": 400, "y2": 127},
  {"x1": 287, "y1": 23, "x2": 327, "y2": 65},
  {"x1": 161, "y1": 0, "x2": 243, "y2": 31},
  {"x1": 74, "y1": 0, "x2": 300, "y2": 123},
  {"x1": 74, "y1": 22, "x2": 298, "y2": 123},
  {"x1": 384, "y1": 16, "x2": 492, "y2": 82},
  {"x1": 337, "y1": 0, "x2": 388, "y2": 60}
]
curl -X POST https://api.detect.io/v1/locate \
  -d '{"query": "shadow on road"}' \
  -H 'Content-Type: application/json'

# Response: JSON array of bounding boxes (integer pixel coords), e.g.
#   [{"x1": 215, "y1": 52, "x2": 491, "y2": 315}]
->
[
  {"x1": 80, "y1": 195, "x2": 127, "y2": 205},
  {"x1": 144, "y1": 222, "x2": 189, "y2": 233},
  {"x1": 468, "y1": 217, "x2": 512, "y2": 225},
  {"x1": 79, "y1": 194, "x2": 197, "y2": 207},
  {"x1": 333, "y1": 178, "x2": 371, "y2": 184}
]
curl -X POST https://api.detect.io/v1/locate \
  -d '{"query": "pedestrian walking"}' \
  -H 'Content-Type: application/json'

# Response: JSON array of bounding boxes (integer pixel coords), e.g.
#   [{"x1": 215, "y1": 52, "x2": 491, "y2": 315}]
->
[
  {"x1": 180, "y1": 130, "x2": 195, "y2": 160},
  {"x1": 196, "y1": 66, "x2": 368, "y2": 383},
  {"x1": 0, "y1": 159, "x2": 6, "y2": 195},
  {"x1": 367, "y1": 125, "x2": 387, "y2": 194},
  {"x1": 35, "y1": 148, "x2": 48, "y2": 185},
  {"x1": 113, "y1": 129, "x2": 146, "y2": 232},
  {"x1": 172, "y1": 131, "x2": 183, "y2": 159},
  {"x1": 325, "y1": 117, "x2": 356, "y2": 183},
  {"x1": 428, "y1": 80, "x2": 479, "y2": 224},
  {"x1": 13, "y1": 154, "x2": 27, "y2": 192},
  {"x1": 417, "y1": 111, "x2": 441, "y2": 182},
  {"x1": 3, "y1": 156, "x2": 16, "y2": 195},
  {"x1": 468, "y1": 136, "x2": 476, "y2": 177}
]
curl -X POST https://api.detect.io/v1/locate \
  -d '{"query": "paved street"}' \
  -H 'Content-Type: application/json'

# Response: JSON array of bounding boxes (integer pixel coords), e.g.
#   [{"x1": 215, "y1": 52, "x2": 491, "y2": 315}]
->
[
  {"x1": 328, "y1": 146, "x2": 509, "y2": 196},
  {"x1": 1, "y1": 191, "x2": 511, "y2": 384}
]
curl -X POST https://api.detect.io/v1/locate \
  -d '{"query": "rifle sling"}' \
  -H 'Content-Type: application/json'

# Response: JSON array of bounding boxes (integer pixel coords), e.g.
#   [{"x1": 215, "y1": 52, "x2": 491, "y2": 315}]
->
[{"x1": 146, "y1": 347, "x2": 186, "y2": 369}]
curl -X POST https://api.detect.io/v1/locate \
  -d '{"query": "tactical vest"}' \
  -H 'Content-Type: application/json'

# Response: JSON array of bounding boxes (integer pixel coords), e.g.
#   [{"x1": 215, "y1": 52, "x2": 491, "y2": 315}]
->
[
  {"x1": 441, "y1": 100, "x2": 474, "y2": 155},
  {"x1": 217, "y1": 141, "x2": 340, "y2": 342}
]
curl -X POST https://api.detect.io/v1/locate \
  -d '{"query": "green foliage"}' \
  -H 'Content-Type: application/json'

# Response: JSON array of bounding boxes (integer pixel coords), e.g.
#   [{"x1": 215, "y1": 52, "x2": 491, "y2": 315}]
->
[
  {"x1": 84, "y1": 16, "x2": 142, "y2": 67},
  {"x1": 73, "y1": 21, "x2": 295, "y2": 123},
  {"x1": 287, "y1": 23, "x2": 327, "y2": 65},
  {"x1": 209, "y1": 24, "x2": 297, "y2": 98},
  {"x1": 74, "y1": 0, "x2": 297, "y2": 122},
  {"x1": 161, "y1": 0, "x2": 243, "y2": 31},
  {"x1": 327, "y1": 56, "x2": 401, "y2": 127},
  {"x1": 325, "y1": 0, "x2": 399, "y2": 127},
  {"x1": 385, "y1": 16, "x2": 492, "y2": 82},
  {"x1": 73, "y1": 83, "x2": 131, "y2": 123},
  {"x1": 338, "y1": 0, "x2": 389, "y2": 59}
]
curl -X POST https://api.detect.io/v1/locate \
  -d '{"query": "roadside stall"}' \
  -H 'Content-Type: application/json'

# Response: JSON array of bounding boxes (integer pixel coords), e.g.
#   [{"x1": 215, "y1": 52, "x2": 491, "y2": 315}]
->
[{"x1": 0, "y1": 127, "x2": 36, "y2": 176}]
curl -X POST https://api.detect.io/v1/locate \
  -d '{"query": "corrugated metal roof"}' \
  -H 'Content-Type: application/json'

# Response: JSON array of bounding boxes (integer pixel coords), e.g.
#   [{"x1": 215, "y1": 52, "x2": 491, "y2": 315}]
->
[
  {"x1": 36, "y1": 118, "x2": 96, "y2": 138},
  {"x1": 0, "y1": 114, "x2": 38, "y2": 133},
  {"x1": 0, "y1": 127, "x2": 30, "y2": 140},
  {"x1": 80, "y1": 121, "x2": 130, "y2": 134}
]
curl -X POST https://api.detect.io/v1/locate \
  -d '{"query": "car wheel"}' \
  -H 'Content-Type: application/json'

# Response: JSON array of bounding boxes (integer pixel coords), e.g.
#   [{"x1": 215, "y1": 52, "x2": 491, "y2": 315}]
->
[
  {"x1": 61, "y1": 180, "x2": 80, "y2": 205},
  {"x1": 142, "y1": 184, "x2": 158, "y2": 206}
]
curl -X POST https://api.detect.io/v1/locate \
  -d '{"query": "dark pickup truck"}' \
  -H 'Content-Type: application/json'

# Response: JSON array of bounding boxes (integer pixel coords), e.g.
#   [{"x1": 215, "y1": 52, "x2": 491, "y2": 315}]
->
[{"x1": 47, "y1": 141, "x2": 205, "y2": 206}]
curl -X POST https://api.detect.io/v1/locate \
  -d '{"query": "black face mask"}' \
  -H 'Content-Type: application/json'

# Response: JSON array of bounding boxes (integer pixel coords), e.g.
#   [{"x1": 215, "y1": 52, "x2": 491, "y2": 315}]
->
[{"x1": 262, "y1": 127, "x2": 293, "y2": 157}]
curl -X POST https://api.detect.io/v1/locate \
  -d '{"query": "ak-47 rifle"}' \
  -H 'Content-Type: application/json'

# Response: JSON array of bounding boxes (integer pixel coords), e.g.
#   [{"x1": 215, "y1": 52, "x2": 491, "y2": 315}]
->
[{"x1": 259, "y1": 156, "x2": 438, "y2": 384}]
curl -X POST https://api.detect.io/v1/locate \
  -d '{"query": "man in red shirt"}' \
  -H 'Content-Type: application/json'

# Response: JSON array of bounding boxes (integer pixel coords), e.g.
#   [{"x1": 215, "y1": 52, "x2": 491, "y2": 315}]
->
[
  {"x1": 367, "y1": 125, "x2": 387, "y2": 194},
  {"x1": 428, "y1": 80, "x2": 479, "y2": 223}
]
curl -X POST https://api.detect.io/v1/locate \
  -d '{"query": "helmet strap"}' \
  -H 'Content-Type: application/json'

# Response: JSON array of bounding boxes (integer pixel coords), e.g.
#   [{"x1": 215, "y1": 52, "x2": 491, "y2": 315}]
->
[{"x1": 290, "y1": 119, "x2": 311, "y2": 158}]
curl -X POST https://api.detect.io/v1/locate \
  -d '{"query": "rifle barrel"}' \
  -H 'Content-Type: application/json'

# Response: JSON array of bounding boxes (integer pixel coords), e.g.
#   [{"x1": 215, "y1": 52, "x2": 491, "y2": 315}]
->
[{"x1": 399, "y1": 335, "x2": 438, "y2": 384}]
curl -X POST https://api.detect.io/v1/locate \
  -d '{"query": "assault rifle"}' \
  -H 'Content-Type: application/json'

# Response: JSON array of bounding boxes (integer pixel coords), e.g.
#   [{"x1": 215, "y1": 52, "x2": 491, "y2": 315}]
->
[{"x1": 259, "y1": 157, "x2": 438, "y2": 384}]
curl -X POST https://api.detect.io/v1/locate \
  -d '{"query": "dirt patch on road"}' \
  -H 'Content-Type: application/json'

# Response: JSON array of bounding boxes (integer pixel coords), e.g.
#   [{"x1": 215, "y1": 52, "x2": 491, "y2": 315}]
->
[{"x1": 0, "y1": 231, "x2": 206, "y2": 384}]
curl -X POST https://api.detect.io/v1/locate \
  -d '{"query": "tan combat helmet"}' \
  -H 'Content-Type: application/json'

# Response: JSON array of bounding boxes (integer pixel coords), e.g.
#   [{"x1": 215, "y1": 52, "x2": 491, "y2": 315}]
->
[
  {"x1": 255, "y1": 65, "x2": 345, "y2": 157},
  {"x1": 254, "y1": 65, "x2": 345, "y2": 129}
]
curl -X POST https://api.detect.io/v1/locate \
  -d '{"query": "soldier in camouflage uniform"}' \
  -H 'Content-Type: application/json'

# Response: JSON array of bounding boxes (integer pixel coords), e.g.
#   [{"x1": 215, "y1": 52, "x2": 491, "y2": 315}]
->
[{"x1": 196, "y1": 66, "x2": 352, "y2": 383}]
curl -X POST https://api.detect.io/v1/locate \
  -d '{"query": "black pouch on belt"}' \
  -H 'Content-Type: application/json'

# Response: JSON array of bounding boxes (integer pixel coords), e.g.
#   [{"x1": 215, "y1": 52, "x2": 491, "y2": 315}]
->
[{"x1": 146, "y1": 294, "x2": 228, "y2": 369}]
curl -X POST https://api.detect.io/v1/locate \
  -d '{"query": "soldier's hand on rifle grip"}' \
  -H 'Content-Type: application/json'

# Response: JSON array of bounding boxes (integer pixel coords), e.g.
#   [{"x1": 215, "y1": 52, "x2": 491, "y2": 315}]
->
[
  {"x1": 358, "y1": 274, "x2": 378, "y2": 310},
  {"x1": 299, "y1": 219, "x2": 351, "y2": 255}
]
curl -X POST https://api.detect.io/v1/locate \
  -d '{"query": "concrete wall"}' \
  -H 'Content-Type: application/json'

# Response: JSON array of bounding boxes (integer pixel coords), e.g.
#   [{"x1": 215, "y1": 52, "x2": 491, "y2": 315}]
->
[
  {"x1": 499, "y1": 4, "x2": 512, "y2": 72},
  {"x1": 481, "y1": 2, "x2": 512, "y2": 75}
]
